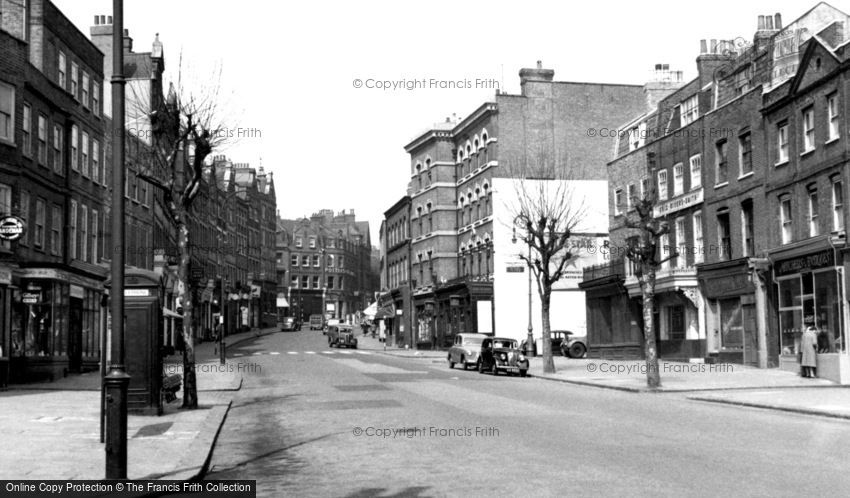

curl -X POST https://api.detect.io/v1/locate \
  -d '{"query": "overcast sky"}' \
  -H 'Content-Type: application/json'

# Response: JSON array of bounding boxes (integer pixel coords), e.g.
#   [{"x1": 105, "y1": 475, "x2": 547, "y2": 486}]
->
[{"x1": 54, "y1": 0, "x2": 842, "y2": 244}]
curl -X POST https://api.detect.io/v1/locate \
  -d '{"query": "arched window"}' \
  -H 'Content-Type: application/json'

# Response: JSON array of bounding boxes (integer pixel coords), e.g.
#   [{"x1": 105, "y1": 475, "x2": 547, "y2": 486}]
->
[
  {"x1": 424, "y1": 157, "x2": 431, "y2": 169},
  {"x1": 465, "y1": 141, "x2": 472, "y2": 157},
  {"x1": 473, "y1": 134, "x2": 479, "y2": 151},
  {"x1": 481, "y1": 129, "x2": 489, "y2": 143}
]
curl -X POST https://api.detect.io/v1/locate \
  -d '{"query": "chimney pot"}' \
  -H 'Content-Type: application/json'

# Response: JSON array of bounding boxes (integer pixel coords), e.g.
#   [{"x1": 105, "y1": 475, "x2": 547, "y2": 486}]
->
[
  {"x1": 758, "y1": 15, "x2": 765, "y2": 30},
  {"x1": 765, "y1": 15, "x2": 774, "y2": 30},
  {"x1": 700, "y1": 39, "x2": 708, "y2": 54},
  {"x1": 710, "y1": 39, "x2": 718, "y2": 53},
  {"x1": 536, "y1": 60, "x2": 542, "y2": 69},
  {"x1": 655, "y1": 63, "x2": 662, "y2": 70},
  {"x1": 775, "y1": 13, "x2": 782, "y2": 30},
  {"x1": 107, "y1": 16, "x2": 112, "y2": 24},
  {"x1": 93, "y1": 15, "x2": 99, "y2": 25}
]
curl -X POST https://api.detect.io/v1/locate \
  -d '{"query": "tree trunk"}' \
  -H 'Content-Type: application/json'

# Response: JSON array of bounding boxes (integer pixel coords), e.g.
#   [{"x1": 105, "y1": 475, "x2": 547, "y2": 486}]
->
[
  {"x1": 541, "y1": 286, "x2": 555, "y2": 374},
  {"x1": 178, "y1": 222, "x2": 198, "y2": 408},
  {"x1": 641, "y1": 264, "x2": 661, "y2": 389}
]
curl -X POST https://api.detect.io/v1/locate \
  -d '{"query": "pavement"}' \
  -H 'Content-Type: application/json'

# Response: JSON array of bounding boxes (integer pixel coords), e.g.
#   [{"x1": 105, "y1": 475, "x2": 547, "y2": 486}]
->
[
  {"x1": 0, "y1": 326, "x2": 280, "y2": 481},
  {"x1": 358, "y1": 333, "x2": 850, "y2": 420}
]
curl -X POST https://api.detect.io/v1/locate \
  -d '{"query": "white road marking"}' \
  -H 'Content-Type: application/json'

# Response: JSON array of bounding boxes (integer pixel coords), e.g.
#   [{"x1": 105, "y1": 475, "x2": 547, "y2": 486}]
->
[
  {"x1": 333, "y1": 359, "x2": 429, "y2": 374},
  {"x1": 354, "y1": 351, "x2": 372, "y2": 355},
  {"x1": 339, "y1": 351, "x2": 353, "y2": 355},
  {"x1": 269, "y1": 352, "x2": 281, "y2": 355},
  {"x1": 252, "y1": 352, "x2": 263, "y2": 356},
  {"x1": 305, "y1": 351, "x2": 316, "y2": 354},
  {"x1": 287, "y1": 352, "x2": 298, "y2": 355},
  {"x1": 233, "y1": 353, "x2": 244, "y2": 357},
  {"x1": 321, "y1": 351, "x2": 334, "y2": 354}
]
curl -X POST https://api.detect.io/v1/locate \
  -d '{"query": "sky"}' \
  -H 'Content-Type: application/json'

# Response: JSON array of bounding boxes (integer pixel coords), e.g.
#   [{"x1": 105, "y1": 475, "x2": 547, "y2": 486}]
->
[{"x1": 53, "y1": 0, "x2": 845, "y2": 244}]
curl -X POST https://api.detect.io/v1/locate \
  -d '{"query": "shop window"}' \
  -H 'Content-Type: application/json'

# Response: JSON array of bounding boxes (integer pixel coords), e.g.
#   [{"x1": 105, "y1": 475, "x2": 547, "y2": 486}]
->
[
  {"x1": 669, "y1": 305, "x2": 685, "y2": 340},
  {"x1": 719, "y1": 298, "x2": 743, "y2": 350}
]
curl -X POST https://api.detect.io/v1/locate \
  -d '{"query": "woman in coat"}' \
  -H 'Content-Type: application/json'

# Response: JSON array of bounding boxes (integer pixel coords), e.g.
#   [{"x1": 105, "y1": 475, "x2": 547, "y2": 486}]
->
[{"x1": 801, "y1": 322, "x2": 819, "y2": 378}]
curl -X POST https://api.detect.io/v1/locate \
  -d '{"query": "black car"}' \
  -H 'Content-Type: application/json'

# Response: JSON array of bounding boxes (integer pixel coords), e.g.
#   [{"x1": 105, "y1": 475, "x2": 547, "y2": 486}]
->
[
  {"x1": 550, "y1": 330, "x2": 587, "y2": 358},
  {"x1": 478, "y1": 337, "x2": 529, "y2": 377}
]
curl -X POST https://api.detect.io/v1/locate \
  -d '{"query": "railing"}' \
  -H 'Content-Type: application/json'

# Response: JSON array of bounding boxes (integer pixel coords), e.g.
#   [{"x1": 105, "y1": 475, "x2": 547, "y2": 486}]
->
[{"x1": 582, "y1": 258, "x2": 625, "y2": 282}]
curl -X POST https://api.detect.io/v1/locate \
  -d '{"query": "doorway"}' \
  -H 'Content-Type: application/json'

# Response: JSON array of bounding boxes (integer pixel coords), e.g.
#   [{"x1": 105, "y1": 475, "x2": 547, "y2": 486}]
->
[{"x1": 68, "y1": 297, "x2": 83, "y2": 372}]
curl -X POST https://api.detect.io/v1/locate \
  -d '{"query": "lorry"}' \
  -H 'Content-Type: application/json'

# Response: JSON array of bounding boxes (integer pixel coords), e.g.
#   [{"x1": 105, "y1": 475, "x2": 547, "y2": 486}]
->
[{"x1": 309, "y1": 314, "x2": 324, "y2": 331}]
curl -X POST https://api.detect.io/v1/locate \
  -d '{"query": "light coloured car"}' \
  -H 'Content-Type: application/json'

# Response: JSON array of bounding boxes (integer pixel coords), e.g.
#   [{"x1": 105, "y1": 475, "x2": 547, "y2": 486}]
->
[{"x1": 447, "y1": 333, "x2": 487, "y2": 370}]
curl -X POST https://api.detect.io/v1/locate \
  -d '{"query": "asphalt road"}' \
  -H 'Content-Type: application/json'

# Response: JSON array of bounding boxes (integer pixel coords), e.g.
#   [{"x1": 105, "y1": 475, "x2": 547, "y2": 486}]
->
[{"x1": 203, "y1": 328, "x2": 850, "y2": 497}]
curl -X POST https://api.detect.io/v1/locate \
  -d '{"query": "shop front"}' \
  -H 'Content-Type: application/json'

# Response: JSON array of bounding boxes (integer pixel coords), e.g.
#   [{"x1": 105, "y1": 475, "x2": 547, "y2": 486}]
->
[
  {"x1": 698, "y1": 258, "x2": 772, "y2": 367},
  {"x1": 770, "y1": 243, "x2": 849, "y2": 383},
  {"x1": 8, "y1": 268, "x2": 105, "y2": 383}
]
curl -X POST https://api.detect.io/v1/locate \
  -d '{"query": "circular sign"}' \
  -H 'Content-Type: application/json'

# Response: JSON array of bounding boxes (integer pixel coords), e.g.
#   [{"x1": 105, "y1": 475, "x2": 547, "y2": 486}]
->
[{"x1": 0, "y1": 216, "x2": 24, "y2": 241}]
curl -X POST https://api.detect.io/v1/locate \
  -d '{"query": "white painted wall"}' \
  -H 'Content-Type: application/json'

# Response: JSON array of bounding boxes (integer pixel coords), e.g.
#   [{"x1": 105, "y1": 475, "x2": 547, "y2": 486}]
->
[{"x1": 492, "y1": 179, "x2": 608, "y2": 343}]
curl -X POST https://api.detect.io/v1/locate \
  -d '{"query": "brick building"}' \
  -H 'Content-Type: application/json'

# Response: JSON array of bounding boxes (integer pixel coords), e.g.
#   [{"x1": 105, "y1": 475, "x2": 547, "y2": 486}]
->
[
  {"x1": 582, "y1": 4, "x2": 850, "y2": 383},
  {"x1": 395, "y1": 62, "x2": 650, "y2": 349},
  {"x1": 379, "y1": 195, "x2": 411, "y2": 347},
  {"x1": 279, "y1": 210, "x2": 377, "y2": 324},
  {"x1": 1, "y1": 0, "x2": 108, "y2": 382}
]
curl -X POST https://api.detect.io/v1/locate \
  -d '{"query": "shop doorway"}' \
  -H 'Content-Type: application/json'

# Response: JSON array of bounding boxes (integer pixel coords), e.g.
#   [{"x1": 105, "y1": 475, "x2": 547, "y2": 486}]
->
[
  {"x1": 742, "y1": 303, "x2": 757, "y2": 366},
  {"x1": 68, "y1": 297, "x2": 83, "y2": 372}
]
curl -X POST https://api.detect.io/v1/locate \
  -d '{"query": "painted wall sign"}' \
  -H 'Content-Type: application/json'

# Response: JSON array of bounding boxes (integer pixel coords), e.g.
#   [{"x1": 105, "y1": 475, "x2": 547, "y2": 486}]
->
[
  {"x1": 653, "y1": 188, "x2": 704, "y2": 218},
  {"x1": 0, "y1": 216, "x2": 24, "y2": 241}
]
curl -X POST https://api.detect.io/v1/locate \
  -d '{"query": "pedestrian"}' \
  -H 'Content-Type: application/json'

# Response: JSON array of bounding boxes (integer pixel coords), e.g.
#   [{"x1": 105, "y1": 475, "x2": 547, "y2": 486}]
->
[{"x1": 801, "y1": 321, "x2": 819, "y2": 378}]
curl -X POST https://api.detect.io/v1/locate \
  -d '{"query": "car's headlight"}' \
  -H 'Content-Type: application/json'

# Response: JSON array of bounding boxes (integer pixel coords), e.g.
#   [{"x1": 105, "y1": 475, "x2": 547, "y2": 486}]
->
[{"x1": 519, "y1": 354, "x2": 526, "y2": 361}]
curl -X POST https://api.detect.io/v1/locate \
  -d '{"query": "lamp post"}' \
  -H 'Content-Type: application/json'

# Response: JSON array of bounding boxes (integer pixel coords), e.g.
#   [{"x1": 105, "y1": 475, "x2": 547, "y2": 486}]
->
[
  {"x1": 105, "y1": 0, "x2": 129, "y2": 479},
  {"x1": 512, "y1": 221, "x2": 535, "y2": 357},
  {"x1": 321, "y1": 247, "x2": 327, "y2": 322},
  {"x1": 218, "y1": 276, "x2": 226, "y2": 365}
]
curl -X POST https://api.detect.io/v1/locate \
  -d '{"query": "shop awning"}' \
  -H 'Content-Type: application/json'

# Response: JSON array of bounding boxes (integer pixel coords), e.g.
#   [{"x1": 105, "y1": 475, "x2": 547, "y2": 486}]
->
[
  {"x1": 374, "y1": 304, "x2": 395, "y2": 319},
  {"x1": 162, "y1": 307, "x2": 183, "y2": 319},
  {"x1": 362, "y1": 301, "x2": 377, "y2": 319}
]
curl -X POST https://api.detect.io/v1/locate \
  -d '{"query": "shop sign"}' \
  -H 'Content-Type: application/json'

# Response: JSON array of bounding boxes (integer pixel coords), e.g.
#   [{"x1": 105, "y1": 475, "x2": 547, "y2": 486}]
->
[
  {"x1": 22, "y1": 292, "x2": 40, "y2": 304},
  {"x1": 775, "y1": 249, "x2": 834, "y2": 277},
  {"x1": 653, "y1": 188, "x2": 704, "y2": 218},
  {"x1": 0, "y1": 215, "x2": 24, "y2": 241},
  {"x1": 70, "y1": 285, "x2": 85, "y2": 299},
  {"x1": 506, "y1": 266, "x2": 525, "y2": 273},
  {"x1": 125, "y1": 288, "x2": 150, "y2": 297},
  {"x1": 0, "y1": 268, "x2": 10, "y2": 285},
  {"x1": 701, "y1": 273, "x2": 752, "y2": 298}
]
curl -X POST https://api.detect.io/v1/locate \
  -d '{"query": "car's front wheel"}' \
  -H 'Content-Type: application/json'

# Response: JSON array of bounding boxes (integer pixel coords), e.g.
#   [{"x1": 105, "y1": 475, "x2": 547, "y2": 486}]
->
[
  {"x1": 448, "y1": 354, "x2": 455, "y2": 369},
  {"x1": 569, "y1": 342, "x2": 587, "y2": 358},
  {"x1": 477, "y1": 359, "x2": 484, "y2": 374},
  {"x1": 491, "y1": 361, "x2": 499, "y2": 376},
  {"x1": 460, "y1": 355, "x2": 467, "y2": 370},
  {"x1": 520, "y1": 369, "x2": 528, "y2": 377}
]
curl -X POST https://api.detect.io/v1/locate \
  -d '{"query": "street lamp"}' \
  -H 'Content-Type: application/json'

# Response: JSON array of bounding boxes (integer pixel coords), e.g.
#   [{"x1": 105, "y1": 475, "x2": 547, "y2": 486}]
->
[{"x1": 512, "y1": 220, "x2": 535, "y2": 357}]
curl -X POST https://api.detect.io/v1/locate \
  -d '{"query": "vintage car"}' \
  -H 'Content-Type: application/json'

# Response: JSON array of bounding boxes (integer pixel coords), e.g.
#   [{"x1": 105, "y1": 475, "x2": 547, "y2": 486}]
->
[
  {"x1": 447, "y1": 333, "x2": 488, "y2": 370},
  {"x1": 327, "y1": 324, "x2": 358, "y2": 349},
  {"x1": 478, "y1": 337, "x2": 529, "y2": 377},
  {"x1": 279, "y1": 317, "x2": 298, "y2": 331},
  {"x1": 551, "y1": 330, "x2": 587, "y2": 358}
]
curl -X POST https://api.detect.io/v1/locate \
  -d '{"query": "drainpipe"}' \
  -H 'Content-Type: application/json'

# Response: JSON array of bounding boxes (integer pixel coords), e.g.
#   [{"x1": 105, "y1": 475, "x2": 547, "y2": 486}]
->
[{"x1": 750, "y1": 258, "x2": 769, "y2": 369}]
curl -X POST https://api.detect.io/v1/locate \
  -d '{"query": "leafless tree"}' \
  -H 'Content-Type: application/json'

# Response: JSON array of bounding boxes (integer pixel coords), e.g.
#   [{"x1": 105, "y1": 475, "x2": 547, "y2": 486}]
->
[
  {"x1": 623, "y1": 191, "x2": 676, "y2": 389},
  {"x1": 137, "y1": 65, "x2": 231, "y2": 408},
  {"x1": 507, "y1": 153, "x2": 586, "y2": 374}
]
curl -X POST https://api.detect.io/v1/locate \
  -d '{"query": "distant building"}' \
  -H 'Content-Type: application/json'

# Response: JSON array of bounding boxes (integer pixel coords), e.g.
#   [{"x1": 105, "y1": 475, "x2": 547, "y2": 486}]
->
[{"x1": 278, "y1": 210, "x2": 378, "y2": 323}]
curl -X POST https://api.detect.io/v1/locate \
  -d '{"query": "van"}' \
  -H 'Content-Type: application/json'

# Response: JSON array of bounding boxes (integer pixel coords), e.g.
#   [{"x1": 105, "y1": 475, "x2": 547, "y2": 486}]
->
[{"x1": 309, "y1": 314, "x2": 324, "y2": 331}]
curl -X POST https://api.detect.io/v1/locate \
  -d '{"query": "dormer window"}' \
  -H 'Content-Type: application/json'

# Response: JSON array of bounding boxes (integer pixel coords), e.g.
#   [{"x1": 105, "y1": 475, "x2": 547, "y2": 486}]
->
[{"x1": 680, "y1": 95, "x2": 698, "y2": 126}]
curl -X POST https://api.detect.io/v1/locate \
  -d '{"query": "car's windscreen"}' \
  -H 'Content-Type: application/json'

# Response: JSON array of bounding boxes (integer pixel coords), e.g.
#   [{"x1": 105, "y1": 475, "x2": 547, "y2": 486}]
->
[
  {"x1": 493, "y1": 340, "x2": 516, "y2": 348},
  {"x1": 463, "y1": 338, "x2": 484, "y2": 345}
]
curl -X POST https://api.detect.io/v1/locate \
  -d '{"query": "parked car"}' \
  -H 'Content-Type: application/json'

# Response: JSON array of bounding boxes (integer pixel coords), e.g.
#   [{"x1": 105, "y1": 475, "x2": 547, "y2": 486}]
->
[
  {"x1": 550, "y1": 330, "x2": 587, "y2": 358},
  {"x1": 478, "y1": 337, "x2": 529, "y2": 377},
  {"x1": 327, "y1": 324, "x2": 358, "y2": 349},
  {"x1": 447, "y1": 333, "x2": 488, "y2": 370},
  {"x1": 309, "y1": 314, "x2": 325, "y2": 331},
  {"x1": 279, "y1": 317, "x2": 297, "y2": 331}
]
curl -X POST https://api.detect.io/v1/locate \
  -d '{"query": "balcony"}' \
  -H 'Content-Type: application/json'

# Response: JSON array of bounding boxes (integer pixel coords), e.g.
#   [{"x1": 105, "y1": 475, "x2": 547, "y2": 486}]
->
[{"x1": 582, "y1": 258, "x2": 625, "y2": 283}]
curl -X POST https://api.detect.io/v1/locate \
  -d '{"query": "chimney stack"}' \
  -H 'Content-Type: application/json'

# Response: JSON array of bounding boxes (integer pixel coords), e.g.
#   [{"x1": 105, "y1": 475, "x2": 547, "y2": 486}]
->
[{"x1": 519, "y1": 60, "x2": 555, "y2": 96}]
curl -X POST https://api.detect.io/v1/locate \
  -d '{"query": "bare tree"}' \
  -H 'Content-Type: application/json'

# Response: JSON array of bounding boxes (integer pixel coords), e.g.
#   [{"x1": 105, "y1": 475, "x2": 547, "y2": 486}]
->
[
  {"x1": 138, "y1": 68, "x2": 230, "y2": 408},
  {"x1": 623, "y1": 193, "x2": 676, "y2": 389},
  {"x1": 507, "y1": 154, "x2": 586, "y2": 374}
]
